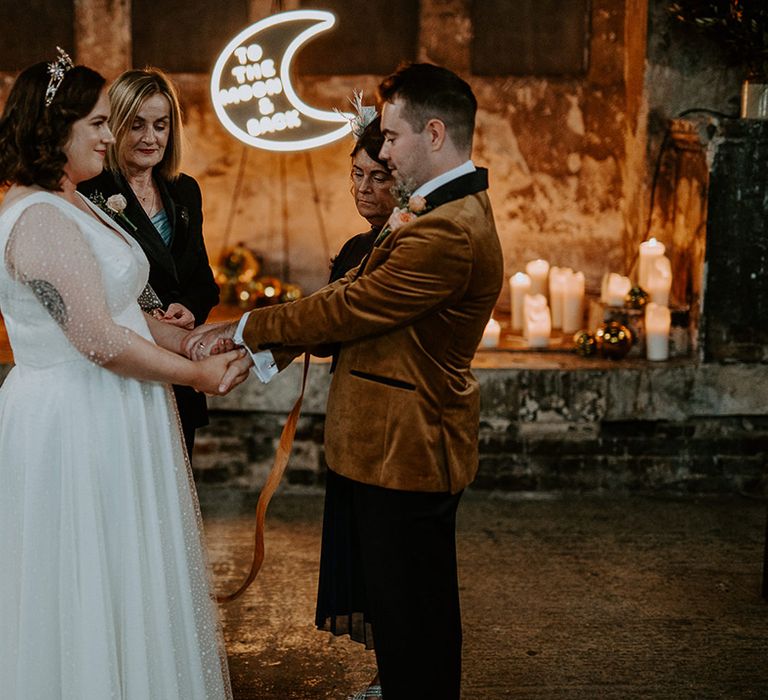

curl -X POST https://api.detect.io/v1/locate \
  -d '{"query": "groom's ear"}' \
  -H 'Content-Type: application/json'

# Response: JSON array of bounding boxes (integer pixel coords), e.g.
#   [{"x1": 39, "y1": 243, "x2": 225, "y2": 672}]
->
[{"x1": 425, "y1": 118, "x2": 447, "y2": 151}]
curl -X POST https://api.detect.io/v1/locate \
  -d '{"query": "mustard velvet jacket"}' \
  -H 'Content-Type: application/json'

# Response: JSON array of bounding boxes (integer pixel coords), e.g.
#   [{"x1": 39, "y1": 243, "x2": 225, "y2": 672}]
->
[{"x1": 244, "y1": 170, "x2": 503, "y2": 493}]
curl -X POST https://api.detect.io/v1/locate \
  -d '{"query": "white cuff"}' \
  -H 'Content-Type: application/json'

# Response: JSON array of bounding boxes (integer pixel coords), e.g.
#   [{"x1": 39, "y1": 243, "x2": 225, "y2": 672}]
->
[
  {"x1": 234, "y1": 311, "x2": 278, "y2": 384},
  {"x1": 233, "y1": 312, "x2": 250, "y2": 347}
]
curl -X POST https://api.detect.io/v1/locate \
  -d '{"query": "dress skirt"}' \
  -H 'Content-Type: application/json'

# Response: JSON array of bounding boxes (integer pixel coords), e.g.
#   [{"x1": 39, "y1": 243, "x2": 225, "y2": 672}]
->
[{"x1": 0, "y1": 360, "x2": 231, "y2": 699}]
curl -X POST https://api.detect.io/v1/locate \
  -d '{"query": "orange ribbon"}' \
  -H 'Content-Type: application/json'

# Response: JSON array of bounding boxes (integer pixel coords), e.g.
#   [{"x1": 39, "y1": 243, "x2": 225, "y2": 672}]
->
[{"x1": 217, "y1": 353, "x2": 311, "y2": 603}]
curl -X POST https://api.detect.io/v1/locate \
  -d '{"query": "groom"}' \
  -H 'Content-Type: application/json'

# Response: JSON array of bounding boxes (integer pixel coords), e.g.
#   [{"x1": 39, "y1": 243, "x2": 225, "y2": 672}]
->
[{"x1": 187, "y1": 62, "x2": 503, "y2": 698}]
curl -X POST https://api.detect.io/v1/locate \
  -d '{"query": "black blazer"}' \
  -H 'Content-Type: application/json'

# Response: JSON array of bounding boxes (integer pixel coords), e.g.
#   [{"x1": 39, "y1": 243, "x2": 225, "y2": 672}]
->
[
  {"x1": 78, "y1": 170, "x2": 220, "y2": 432},
  {"x1": 79, "y1": 170, "x2": 219, "y2": 323},
  {"x1": 329, "y1": 228, "x2": 378, "y2": 283}
]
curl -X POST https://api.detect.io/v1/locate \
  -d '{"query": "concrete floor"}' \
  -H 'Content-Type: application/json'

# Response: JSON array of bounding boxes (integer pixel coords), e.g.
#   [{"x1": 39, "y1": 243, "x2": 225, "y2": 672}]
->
[{"x1": 199, "y1": 488, "x2": 768, "y2": 700}]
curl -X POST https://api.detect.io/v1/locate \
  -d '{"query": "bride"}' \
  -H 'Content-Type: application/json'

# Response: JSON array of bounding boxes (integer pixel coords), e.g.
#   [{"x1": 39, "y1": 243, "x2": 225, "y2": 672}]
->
[{"x1": 0, "y1": 51, "x2": 247, "y2": 698}]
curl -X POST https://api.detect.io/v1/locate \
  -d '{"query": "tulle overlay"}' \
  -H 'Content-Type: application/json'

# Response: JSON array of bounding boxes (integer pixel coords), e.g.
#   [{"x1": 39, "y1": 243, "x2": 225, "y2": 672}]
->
[{"x1": 0, "y1": 192, "x2": 231, "y2": 699}]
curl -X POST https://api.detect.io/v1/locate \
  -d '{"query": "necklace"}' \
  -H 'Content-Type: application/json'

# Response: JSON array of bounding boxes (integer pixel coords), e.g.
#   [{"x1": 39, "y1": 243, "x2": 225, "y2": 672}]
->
[{"x1": 131, "y1": 181, "x2": 158, "y2": 217}]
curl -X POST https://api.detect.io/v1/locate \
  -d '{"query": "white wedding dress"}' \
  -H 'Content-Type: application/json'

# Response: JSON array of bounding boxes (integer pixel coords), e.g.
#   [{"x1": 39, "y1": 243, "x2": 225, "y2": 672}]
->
[{"x1": 0, "y1": 191, "x2": 232, "y2": 699}]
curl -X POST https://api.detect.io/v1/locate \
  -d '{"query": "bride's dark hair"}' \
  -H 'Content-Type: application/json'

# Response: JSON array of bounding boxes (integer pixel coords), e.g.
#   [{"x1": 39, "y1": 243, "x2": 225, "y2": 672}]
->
[{"x1": 0, "y1": 61, "x2": 105, "y2": 190}]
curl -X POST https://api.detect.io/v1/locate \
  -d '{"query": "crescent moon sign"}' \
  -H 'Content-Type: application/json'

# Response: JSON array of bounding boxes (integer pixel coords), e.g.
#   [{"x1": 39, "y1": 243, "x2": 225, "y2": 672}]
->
[{"x1": 210, "y1": 10, "x2": 353, "y2": 152}]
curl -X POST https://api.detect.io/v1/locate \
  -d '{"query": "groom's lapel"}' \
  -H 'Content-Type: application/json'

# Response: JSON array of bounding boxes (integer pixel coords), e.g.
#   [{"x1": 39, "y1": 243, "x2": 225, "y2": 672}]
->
[
  {"x1": 424, "y1": 167, "x2": 489, "y2": 210},
  {"x1": 355, "y1": 168, "x2": 490, "y2": 279}
]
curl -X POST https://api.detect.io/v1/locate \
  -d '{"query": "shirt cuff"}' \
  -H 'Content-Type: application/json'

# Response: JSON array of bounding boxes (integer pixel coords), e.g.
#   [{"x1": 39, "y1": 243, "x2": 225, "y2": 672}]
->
[{"x1": 234, "y1": 311, "x2": 278, "y2": 384}]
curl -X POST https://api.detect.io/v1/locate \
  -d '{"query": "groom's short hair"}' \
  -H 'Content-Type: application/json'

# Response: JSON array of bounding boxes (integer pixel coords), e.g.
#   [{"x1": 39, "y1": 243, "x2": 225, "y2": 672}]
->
[{"x1": 377, "y1": 63, "x2": 477, "y2": 153}]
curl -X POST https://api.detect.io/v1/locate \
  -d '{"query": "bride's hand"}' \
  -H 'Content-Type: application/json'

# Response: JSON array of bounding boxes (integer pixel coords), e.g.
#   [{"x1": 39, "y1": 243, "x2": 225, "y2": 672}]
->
[{"x1": 191, "y1": 348, "x2": 252, "y2": 395}]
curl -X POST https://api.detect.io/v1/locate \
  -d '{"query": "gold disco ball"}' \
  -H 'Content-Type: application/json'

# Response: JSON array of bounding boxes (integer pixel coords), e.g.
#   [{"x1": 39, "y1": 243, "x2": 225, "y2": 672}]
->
[
  {"x1": 595, "y1": 321, "x2": 633, "y2": 360},
  {"x1": 218, "y1": 278, "x2": 239, "y2": 305},
  {"x1": 280, "y1": 283, "x2": 303, "y2": 303},
  {"x1": 253, "y1": 276, "x2": 283, "y2": 307},
  {"x1": 573, "y1": 330, "x2": 597, "y2": 357},
  {"x1": 625, "y1": 286, "x2": 649, "y2": 310},
  {"x1": 234, "y1": 278, "x2": 261, "y2": 310},
  {"x1": 216, "y1": 242, "x2": 261, "y2": 284}
]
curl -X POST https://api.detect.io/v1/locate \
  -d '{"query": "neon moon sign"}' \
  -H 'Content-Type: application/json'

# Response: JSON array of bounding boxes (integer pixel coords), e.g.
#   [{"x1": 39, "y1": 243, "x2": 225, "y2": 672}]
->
[{"x1": 210, "y1": 10, "x2": 352, "y2": 152}]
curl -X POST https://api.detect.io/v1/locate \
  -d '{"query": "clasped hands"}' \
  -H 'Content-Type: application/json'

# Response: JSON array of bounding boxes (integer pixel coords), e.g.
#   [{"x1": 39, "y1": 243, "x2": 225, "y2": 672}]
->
[{"x1": 182, "y1": 321, "x2": 249, "y2": 395}]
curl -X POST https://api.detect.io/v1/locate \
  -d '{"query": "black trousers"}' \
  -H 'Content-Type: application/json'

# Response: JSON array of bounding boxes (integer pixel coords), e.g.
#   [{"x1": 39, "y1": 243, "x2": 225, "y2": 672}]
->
[{"x1": 351, "y1": 478, "x2": 464, "y2": 699}]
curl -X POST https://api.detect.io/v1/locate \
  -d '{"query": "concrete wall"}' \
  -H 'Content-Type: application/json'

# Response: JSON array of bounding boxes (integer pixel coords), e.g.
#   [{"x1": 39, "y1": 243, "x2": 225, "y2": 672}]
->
[
  {"x1": 177, "y1": 0, "x2": 641, "y2": 298},
  {"x1": 0, "y1": 0, "x2": 748, "y2": 304},
  {"x1": 0, "y1": 0, "x2": 648, "y2": 298}
]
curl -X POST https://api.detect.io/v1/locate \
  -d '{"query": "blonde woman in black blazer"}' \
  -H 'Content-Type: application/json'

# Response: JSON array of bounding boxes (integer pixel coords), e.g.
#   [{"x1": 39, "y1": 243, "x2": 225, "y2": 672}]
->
[{"x1": 79, "y1": 68, "x2": 219, "y2": 456}]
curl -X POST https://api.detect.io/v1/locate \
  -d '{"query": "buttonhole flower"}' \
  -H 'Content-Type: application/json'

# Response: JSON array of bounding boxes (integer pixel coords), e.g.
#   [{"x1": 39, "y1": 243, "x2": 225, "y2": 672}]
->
[{"x1": 89, "y1": 190, "x2": 137, "y2": 232}]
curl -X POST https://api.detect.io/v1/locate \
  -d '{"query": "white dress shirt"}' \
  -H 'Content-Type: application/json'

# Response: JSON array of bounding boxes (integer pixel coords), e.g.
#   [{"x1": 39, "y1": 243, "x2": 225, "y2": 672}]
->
[{"x1": 411, "y1": 160, "x2": 476, "y2": 198}]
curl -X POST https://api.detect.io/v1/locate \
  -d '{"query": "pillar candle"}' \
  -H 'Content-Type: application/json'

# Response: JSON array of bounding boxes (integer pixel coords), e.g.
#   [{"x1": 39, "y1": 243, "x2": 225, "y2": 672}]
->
[
  {"x1": 602, "y1": 272, "x2": 632, "y2": 307},
  {"x1": 480, "y1": 317, "x2": 501, "y2": 348},
  {"x1": 638, "y1": 237, "x2": 665, "y2": 290},
  {"x1": 526, "y1": 259, "x2": 550, "y2": 298},
  {"x1": 646, "y1": 255, "x2": 672, "y2": 306},
  {"x1": 645, "y1": 302, "x2": 671, "y2": 361},
  {"x1": 524, "y1": 293, "x2": 551, "y2": 348},
  {"x1": 600, "y1": 272, "x2": 610, "y2": 303},
  {"x1": 548, "y1": 266, "x2": 569, "y2": 329},
  {"x1": 510, "y1": 272, "x2": 531, "y2": 331},
  {"x1": 561, "y1": 270, "x2": 585, "y2": 333}
]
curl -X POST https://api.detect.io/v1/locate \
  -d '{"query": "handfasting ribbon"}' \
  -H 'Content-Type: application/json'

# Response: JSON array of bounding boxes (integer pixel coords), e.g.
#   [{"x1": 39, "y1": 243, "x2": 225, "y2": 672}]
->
[{"x1": 217, "y1": 352, "x2": 311, "y2": 603}]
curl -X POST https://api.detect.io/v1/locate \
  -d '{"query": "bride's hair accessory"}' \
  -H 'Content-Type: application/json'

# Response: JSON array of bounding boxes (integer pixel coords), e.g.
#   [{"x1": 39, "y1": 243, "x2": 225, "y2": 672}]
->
[
  {"x1": 337, "y1": 90, "x2": 377, "y2": 140},
  {"x1": 45, "y1": 46, "x2": 74, "y2": 106}
]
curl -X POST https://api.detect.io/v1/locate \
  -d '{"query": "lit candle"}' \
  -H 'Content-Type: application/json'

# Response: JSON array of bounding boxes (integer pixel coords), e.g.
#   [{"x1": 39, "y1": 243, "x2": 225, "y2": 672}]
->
[
  {"x1": 509, "y1": 272, "x2": 531, "y2": 331},
  {"x1": 638, "y1": 238, "x2": 666, "y2": 290},
  {"x1": 526, "y1": 259, "x2": 550, "y2": 298},
  {"x1": 524, "y1": 293, "x2": 551, "y2": 348},
  {"x1": 480, "y1": 317, "x2": 501, "y2": 348},
  {"x1": 645, "y1": 302, "x2": 671, "y2": 361},
  {"x1": 548, "y1": 266, "x2": 568, "y2": 329},
  {"x1": 602, "y1": 272, "x2": 632, "y2": 307},
  {"x1": 646, "y1": 255, "x2": 672, "y2": 306},
  {"x1": 561, "y1": 270, "x2": 585, "y2": 333}
]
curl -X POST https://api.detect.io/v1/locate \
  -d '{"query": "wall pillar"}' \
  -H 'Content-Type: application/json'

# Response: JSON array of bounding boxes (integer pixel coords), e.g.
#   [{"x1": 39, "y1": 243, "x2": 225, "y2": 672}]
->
[{"x1": 74, "y1": 0, "x2": 131, "y2": 79}]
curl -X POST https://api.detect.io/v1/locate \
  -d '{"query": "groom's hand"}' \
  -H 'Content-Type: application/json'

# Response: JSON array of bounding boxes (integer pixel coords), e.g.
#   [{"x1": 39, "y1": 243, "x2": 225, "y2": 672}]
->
[{"x1": 183, "y1": 321, "x2": 238, "y2": 361}]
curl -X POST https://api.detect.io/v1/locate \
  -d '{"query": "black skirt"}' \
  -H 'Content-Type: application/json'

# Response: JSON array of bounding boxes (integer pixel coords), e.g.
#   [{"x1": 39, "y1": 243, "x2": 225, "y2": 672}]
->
[
  {"x1": 315, "y1": 229, "x2": 379, "y2": 647},
  {"x1": 314, "y1": 468, "x2": 375, "y2": 648}
]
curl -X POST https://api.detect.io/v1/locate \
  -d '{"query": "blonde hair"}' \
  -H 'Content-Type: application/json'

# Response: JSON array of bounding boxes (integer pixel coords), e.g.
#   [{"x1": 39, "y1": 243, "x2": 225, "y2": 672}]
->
[{"x1": 106, "y1": 68, "x2": 183, "y2": 180}]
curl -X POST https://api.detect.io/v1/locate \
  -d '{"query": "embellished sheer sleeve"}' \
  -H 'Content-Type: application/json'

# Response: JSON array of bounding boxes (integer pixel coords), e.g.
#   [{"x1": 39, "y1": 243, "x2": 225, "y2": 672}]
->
[{"x1": 4, "y1": 202, "x2": 133, "y2": 364}]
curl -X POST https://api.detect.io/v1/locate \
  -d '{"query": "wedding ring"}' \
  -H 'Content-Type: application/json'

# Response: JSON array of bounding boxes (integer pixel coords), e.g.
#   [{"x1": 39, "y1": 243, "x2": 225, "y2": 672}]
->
[{"x1": 198, "y1": 342, "x2": 206, "y2": 349}]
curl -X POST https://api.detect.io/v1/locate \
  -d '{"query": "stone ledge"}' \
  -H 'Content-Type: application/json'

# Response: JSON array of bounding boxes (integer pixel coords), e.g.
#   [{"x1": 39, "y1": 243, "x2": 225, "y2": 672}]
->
[
  {"x1": 2, "y1": 355, "x2": 764, "y2": 494},
  {"x1": 204, "y1": 353, "x2": 768, "y2": 422}
]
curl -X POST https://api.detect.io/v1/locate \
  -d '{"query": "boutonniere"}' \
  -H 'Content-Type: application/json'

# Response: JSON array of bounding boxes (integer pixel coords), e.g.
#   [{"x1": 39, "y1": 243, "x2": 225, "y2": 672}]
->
[
  {"x1": 178, "y1": 206, "x2": 189, "y2": 226},
  {"x1": 375, "y1": 184, "x2": 430, "y2": 246},
  {"x1": 88, "y1": 190, "x2": 137, "y2": 232}
]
